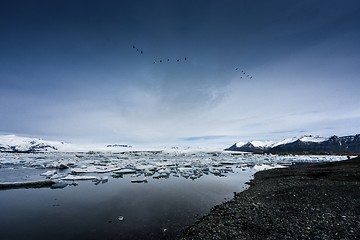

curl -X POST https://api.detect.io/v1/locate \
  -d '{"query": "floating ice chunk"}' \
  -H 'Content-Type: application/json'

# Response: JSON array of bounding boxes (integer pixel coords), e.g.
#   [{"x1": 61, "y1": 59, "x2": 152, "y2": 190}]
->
[
  {"x1": 100, "y1": 176, "x2": 109, "y2": 183},
  {"x1": 41, "y1": 170, "x2": 57, "y2": 177},
  {"x1": 181, "y1": 172, "x2": 190, "y2": 179},
  {"x1": 157, "y1": 168, "x2": 170, "y2": 175},
  {"x1": 155, "y1": 162, "x2": 176, "y2": 167},
  {"x1": 152, "y1": 173, "x2": 161, "y2": 179},
  {"x1": 50, "y1": 174, "x2": 67, "y2": 180},
  {"x1": 131, "y1": 173, "x2": 143, "y2": 178},
  {"x1": 190, "y1": 175, "x2": 198, "y2": 180},
  {"x1": 51, "y1": 181, "x2": 68, "y2": 189},
  {"x1": 153, "y1": 172, "x2": 169, "y2": 179},
  {"x1": 61, "y1": 175, "x2": 100, "y2": 181},
  {"x1": 178, "y1": 167, "x2": 193, "y2": 172},
  {"x1": 144, "y1": 169, "x2": 155, "y2": 176},
  {"x1": 210, "y1": 169, "x2": 221, "y2": 175},
  {"x1": 154, "y1": 168, "x2": 170, "y2": 179},
  {"x1": 45, "y1": 163, "x2": 56, "y2": 168},
  {"x1": 135, "y1": 165, "x2": 156, "y2": 171},
  {"x1": 71, "y1": 166, "x2": 122, "y2": 173},
  {"x1": 31, "y1": 163, "x2": 46, "y2": 169}
]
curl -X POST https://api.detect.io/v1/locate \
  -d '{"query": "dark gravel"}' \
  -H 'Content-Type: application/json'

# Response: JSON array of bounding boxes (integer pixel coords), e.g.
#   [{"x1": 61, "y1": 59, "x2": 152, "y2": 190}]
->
[{"x1": 181, "y1": 156, "x2": 360, "y2": 240}]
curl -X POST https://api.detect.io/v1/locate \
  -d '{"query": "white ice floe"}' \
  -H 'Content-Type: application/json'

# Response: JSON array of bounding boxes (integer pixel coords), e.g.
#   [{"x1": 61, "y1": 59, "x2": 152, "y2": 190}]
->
[
  {"x1": 71, "y1": 166, "x2": 122, "y2": 174},
  {"x1": 0, "y1": 146, "x2": 349, "y2": 185},
  {"x1": 178, "y1": 167, "x2": 193, "y2": 172},
  {"x1": 41, "y1": 170, "x2": 57, "y2": 177},
  {"x1": 61, "y1": 175, "x2": 100, "y2": 181},
  {"x1": 50, "y1": 174, "x2": 67, "y2": 180},
  {"x1": 51, "y1": 181, "x2": 68, "y2": 189},
  {"x1": 253, "y1": 164, "x2": 286, "y2": 172},
  {"x1": 135, "y1": 165, "x2": 156, "y2": 171},
  {"x1": 100, "y1": 176, "x2": 109, "y2": 183}
]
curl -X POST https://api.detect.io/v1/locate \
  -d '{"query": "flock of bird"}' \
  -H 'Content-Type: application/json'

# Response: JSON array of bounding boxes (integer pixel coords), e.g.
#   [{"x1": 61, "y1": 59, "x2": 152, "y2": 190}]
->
[
  {"x1": 132, "y1": 45, "x2": 143, "y2": 54},
  {"x1": 153, "y1": 57, "x2": 187, "y2": 64},
  {"x1": 132, "y1": 44, "x2": 254, "y2": 79},
  {"x1": 132, "y1": 45, "x2": 187, "y2": 64},
  {"x1": 235, "y1": 68, "x2": 253, "y2": 79}
]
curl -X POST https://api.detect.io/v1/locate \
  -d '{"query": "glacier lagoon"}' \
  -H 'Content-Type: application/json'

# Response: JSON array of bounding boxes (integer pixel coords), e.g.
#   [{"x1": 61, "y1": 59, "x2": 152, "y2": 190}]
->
[{"x1": 0, "y1": 151, "x2": 347, "y2": 239}]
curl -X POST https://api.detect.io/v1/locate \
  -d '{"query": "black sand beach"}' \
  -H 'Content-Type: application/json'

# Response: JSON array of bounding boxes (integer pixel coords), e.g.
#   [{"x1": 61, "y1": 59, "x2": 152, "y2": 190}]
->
[{"x1": 182, "y1": 156, "x2": 360, "y2": 240}]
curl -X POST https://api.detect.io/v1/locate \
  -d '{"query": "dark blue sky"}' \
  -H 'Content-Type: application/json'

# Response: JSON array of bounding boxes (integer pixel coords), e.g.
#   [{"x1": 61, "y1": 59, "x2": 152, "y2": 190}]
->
[{"x1": 1, "y1": 0, "x2": 360, "y2": 146}]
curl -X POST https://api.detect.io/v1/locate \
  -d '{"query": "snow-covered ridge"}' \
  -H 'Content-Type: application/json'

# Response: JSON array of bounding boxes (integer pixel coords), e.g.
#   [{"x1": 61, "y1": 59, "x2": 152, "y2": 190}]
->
[
  {"x1": 0, "y1": 135, "x2": 108, "y2": 153},
  {"x1": 228, "y1": 134, "x2": 360, "y2": 154},
  {"x1": 273, "y1": 135, "x2": 328, "y2": 147},
  {"x1": 0, "y1": 135, "x2": 64, "y2": 153},
  {"x1": 0, "y1": 134, "x2": 225, "y2": 153},
  {"x1": 236, "y1": 135, "x2": 328, "y2": 149}
]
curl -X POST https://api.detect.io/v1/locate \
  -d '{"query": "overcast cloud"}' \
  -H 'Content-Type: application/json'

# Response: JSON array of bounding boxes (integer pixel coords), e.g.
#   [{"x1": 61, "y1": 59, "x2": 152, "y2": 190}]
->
[{"x1": 1, "y1": 0, "x2": 359, "y2": 147}]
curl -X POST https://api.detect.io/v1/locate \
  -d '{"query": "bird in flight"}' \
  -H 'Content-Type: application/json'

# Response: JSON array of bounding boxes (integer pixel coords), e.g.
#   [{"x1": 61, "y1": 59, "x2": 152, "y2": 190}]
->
[
  {"x1": 131, "y1": 44, "x2": 189, "y2": 66},
  {"x1": 235, "y1": 67, "x2": 254, "y2": 80}
]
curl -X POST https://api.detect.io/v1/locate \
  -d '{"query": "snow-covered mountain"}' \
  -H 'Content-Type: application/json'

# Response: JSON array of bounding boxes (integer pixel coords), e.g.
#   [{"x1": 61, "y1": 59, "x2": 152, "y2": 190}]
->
[
  {"x1": 0, "y1": 134, "x2": 224, "y2": 153},
  {"x1": 0, "y1": 135, "x2": 139, "y2": 153},
  {"x1": 226, "y1": 134, "x2": 360, "y2": 154},
  {"x1": 228, "y1": 135, "x2": 328, "y2": 152},
  {"x1": 0, "y1": 135, "x2": 65, "y2": 153}
]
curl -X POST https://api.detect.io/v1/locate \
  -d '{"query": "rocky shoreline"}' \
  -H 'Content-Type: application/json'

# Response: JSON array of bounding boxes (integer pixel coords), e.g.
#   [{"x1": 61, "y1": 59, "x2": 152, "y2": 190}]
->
[{"x1": 181, "y1": 156, "x2": 360, "y2": 240}]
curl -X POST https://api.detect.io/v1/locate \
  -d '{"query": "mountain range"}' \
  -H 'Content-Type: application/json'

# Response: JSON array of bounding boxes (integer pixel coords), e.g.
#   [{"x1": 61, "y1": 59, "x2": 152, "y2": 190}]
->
[
  {"x1": 226, "y1": 134, "x2": 360, "y2": 154},
  {"x1": 2, "y1": 134, "x2": 360, "y2": 154},
  {"x1": 0, "y1": 135, "x2": 65, "y2": 153}
]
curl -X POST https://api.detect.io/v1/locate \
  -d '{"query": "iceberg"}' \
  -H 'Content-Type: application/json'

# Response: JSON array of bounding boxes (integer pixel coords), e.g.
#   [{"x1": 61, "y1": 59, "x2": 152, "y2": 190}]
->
[
  {"x1": 61, "y1": 175, "x2": 100, "y2": 181},
  {"x1": 41, "y1": 170, "x2": 57, "y2": 177},
  {"x1": 51, "y1": 181, "x2": 68, "y2": 189}
]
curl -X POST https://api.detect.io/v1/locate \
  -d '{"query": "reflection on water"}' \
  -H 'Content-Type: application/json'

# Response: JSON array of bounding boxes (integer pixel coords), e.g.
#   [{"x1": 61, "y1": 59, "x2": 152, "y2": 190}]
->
[{"x1": 0, "y1": 167, "x2": 254, "y2": 240}]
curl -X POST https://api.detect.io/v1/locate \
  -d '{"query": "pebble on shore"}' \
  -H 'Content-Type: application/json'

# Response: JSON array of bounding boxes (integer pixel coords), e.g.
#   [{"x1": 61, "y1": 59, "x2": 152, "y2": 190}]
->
[{"x1": 181, "y1": 156, "x2": 360, "y2": 240}]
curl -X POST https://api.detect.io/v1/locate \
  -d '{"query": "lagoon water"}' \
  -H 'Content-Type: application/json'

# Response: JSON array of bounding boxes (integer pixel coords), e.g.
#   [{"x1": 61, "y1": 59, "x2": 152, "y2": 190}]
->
[
  {"x1": 0, "y1": 168, "x2": 253, "y2": 240},
  {"x1": 0, "y1": 151, "x2": 346, "y2": 240}
]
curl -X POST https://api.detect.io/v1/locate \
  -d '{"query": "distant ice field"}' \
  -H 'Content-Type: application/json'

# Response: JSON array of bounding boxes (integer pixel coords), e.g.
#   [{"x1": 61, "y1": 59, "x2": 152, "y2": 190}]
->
[{"x1": 0, "y1": 151, "x2": 347, "y2": 183}]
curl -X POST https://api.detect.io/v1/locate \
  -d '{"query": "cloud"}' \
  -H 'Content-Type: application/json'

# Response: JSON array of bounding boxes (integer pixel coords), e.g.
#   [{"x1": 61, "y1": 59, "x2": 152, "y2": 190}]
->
[
  {"x1": 181, "y1": 135, "x2": 228, "y2": 141},
  {"x1": 1, "y1": 0, "x2": 360, "y2": 146}
]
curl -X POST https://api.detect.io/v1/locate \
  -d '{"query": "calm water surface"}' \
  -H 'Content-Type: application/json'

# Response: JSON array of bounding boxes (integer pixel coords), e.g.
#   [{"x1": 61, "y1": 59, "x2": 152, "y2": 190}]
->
[{"x1": 0, "y1": 168, "x2": 254, "y2": 240}]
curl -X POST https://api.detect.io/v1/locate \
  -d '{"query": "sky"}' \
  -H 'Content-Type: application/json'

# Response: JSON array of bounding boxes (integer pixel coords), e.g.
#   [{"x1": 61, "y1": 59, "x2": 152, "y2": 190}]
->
[{"x1": 1, "y1": 0, "x2": 360, "y2": 147}]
